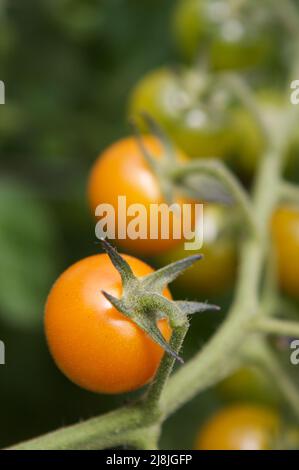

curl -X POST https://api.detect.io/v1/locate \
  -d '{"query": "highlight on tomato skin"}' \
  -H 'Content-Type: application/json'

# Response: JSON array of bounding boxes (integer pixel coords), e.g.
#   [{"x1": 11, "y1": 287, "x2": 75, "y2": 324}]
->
[
  {"x1": 194, "y1": 404, "x2": 280, "y2": 450},
  {"x1": 87, "y1": 135, "x2": 197, "y2": 257},
  {"x1": 44, "y1": 253, "x2": 172, "y2": 394}
]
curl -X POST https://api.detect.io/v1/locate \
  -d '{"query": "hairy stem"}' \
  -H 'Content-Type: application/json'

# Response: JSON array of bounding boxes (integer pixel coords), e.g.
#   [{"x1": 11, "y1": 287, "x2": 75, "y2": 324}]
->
[
  {"x1": 9, "y1": 406, "x2": 145, "y2": 450},
  {"x1": 145, "y1": 323, "x2": 189, "y2": 413},
  {"x1": 255, "y1": 317, "x2": 299, "y2": 338},
  {"x1": 170, "y1": 159, "x2": 258, "y2": 237}
]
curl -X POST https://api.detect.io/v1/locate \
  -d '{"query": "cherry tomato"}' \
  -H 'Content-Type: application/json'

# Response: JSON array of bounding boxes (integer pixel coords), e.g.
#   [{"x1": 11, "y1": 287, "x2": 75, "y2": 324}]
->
[
  {"x1": 173, "y1": 0, "x2": 273, "y2": 70},
  {"x1": 195, "y1": 404, "x2": 280, "y2": 450},
  {"x1": 156, "y1": 204, "x2": 238, "y2": 297},
  {"x1": 128, "y1": 67, "x2": 234, "y2": 159},
  {"x1": 45, "y1": 253, "x2": 171, "y2": 394},
  {"x1": 272, "y1": 205, "x2": 299, "y2": 299},
  {"x1": 88, "y1": 135, "x2": 196, "y2": 256},
  {"x1": 217, "y1": 366, "x2": 281, "y2": 406},
  {"x1": 229, "y1": 90, "x2": 289, "y2": 180}
]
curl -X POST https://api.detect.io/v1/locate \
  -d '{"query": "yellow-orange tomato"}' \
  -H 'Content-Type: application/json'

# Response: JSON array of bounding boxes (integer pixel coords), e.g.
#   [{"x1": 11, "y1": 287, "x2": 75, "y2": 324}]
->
[
  {"x1": 272, "y1": 205, "x2": 299, "y2": 299},
  {"x1": 45, "y1": 254, "x2": 171, "y2": 394},
  {"x1": 87, "y1": 135, "x2": 194, "y2": 256},
  {"x1": 195, "y1": 404, "x2": 280, "y2": 450},
  {"x1": 157, "y1": 204, "x2": 238, "y2": 297}
]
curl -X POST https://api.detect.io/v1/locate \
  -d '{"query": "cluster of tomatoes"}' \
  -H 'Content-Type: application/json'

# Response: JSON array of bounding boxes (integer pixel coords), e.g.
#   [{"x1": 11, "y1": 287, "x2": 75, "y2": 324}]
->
[{"x1": 44, "y1": 0, "x2": 299, "y2": 450}]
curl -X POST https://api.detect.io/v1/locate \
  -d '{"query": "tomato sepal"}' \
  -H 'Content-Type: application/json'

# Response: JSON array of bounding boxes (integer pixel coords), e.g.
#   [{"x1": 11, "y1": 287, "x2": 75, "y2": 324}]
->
[{"x1": 99, "y1": 239, "x2": 218, "y2": 362}]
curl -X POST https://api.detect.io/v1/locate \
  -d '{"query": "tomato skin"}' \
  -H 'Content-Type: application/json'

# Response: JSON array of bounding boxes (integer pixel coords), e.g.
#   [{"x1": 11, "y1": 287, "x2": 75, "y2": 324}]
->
[
  {"x1": 88, "y1": 135, "x2": 194, "y2": 256},
  {"x1": 156, "y1": 204, "x2": 238, "y2": 297},
  {"x1": 217, "y1": 367, "x2": 280, "y2": 406},
  {"x1": 129, "y1": 68, "x2": 234, "y2": 160},
  {"x1": 195, "y1": 404, "x2": 280, "y2": 450},
  {"x1": 45, "y1": 254, "x2": 171, "y2": 394},
  {"x1": 173, "y1": 0, "x2": 272, "y2": 70},
  {"x1": 272, "y1": 206, "x2": 299, "y2": 299}
]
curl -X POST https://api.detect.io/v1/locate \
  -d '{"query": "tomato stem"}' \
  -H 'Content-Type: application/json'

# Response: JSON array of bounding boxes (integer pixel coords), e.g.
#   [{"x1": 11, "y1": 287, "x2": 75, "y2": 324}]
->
[
  {"x1": 280, "y1": 182, "x2": 299, "y2": 204},
  {"x1": 145, "y1": 323, "x2": 189, "y2": 413},
  {"x1": 255, "y1": 317, "x2": 299, "y2": 339},
  {"x1": 170, "y1": 158, "x2": 259, "y2": 238}
]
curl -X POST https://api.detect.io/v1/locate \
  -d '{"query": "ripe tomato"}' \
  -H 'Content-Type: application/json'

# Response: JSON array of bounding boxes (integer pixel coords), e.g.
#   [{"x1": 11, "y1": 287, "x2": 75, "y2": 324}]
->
[
  {"x1": 217, "y1": 366, "x2": 280, "y2": 406},
  {"x1": 172, "y1": 0, "x2": 273, "y2": 70},
  {"x1": 128, "y1": 67, "x2": 234, "y2": 159},
  {"x1": 45, "y1": 254, "x2": 171, "y2": 394},
  {"x1": 195, "y1": 404, "x2": 280, "y2": 450},
  {"x1": 156, "y1": 204, "x2": 238, "y2": 297},
  {"x1": 272, "y1": 205, "x2": 299, "y2": 299},
  {"x1": 88, "y1": 135, "x2": 196, "y2": 256}
]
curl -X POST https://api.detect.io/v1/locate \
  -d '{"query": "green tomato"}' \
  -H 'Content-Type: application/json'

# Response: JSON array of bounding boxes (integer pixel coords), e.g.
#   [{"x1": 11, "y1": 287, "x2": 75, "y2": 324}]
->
[
  {"x1": 217, "y1": 366, "x2": 281, "y2": 406},
  {"x1": 129, "y1": 67, "x2": 234, "y2": 159},
  {"x1": 229, "y1": 90, "x2": 291, "y2": 180},
  {"x1": 172, "y1": 0, "x2": 274, "y2": 70},
  {"x1": 155, "y1": 204, "x2": 238, "y2": 297}
]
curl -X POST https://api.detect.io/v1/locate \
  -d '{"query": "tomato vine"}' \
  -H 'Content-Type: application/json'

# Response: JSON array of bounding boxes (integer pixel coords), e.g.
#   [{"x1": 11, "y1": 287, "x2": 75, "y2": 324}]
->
[{"x1": 8, "y1": 0, "x2": 299, "y2": 450}]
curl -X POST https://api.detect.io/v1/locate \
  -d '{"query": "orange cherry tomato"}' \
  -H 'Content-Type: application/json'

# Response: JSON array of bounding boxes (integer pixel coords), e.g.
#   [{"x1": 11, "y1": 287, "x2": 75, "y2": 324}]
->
[
  {"x1": 87, "y1": 135, "x2": 194, "y2": 256},
  {"x1": 45, "y1": 254, "x2": 171, "y2": 394},
  {"x1": 272, "y1": 205, "x2": 299, "y2": 299},
  {"x1": 157, "y1": 204, "x2": 238, "y2": 297},
  {"x1": 195, "y1": 404, "x2": 280, "y2": 450}
]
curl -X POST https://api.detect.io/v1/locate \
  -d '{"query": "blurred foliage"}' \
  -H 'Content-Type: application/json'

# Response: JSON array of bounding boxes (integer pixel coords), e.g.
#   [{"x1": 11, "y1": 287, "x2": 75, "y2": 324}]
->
[
  {"x1": 0, "y1": 0, "x2": 298, "y2": 450},
  {"x1": 0, "y1": 0, "x2": 180, "y2": 448},
  {"x1": 0, "y1": 180, "x2": 58, "y2": 328}
]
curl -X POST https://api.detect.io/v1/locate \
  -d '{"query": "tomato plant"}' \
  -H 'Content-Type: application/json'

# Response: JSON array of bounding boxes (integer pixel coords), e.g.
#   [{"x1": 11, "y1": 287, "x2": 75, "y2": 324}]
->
[
  {"x1": 157, "y1": 204, "x2": 238, "y2": 297},
  {"x1": 88, "y1": 135, "x2": 197, "y2": 256},
  {"x1": 194, "y1": 404, "x2": 280, "y2": 450},
  {"x1": 128, "y1": 67, "x2": 234, "y2": 159},
  {"x1": 272, "y1": 205, "x2": 299, "y2": 299},
  {"x1": 45, "y1": 252, "x2": 172, "y2": 394},
  {"x1": 172, "y1": 0, "x2": 273, "y2": 70},
  {"x1": 9, "y1": 0, "x2": 299, "y2": 453}
]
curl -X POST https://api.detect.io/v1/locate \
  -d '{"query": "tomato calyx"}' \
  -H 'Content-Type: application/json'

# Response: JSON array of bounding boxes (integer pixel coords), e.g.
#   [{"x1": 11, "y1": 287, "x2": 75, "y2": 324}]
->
[{"x1": 100, "y1": 238, "x2": 219, "y2": 363}]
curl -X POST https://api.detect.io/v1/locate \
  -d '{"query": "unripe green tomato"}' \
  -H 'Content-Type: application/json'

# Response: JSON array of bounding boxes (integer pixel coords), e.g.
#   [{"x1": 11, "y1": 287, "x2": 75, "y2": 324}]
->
[
  {"x1": 129, "y1": 67, "x2": 234, "y2": 159},
  {"x1": 217, "y1": 366, "x2": 281, "y2": 406},
  {"x1": 229, "y1": 90, "x2": 291, "y2": 180},
  {"x1": 155, "y1": 204, "x2": 238, "y2": 297},
  {"x1": 172, "y1": 0, "x2": 273, "y2": 70}
]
